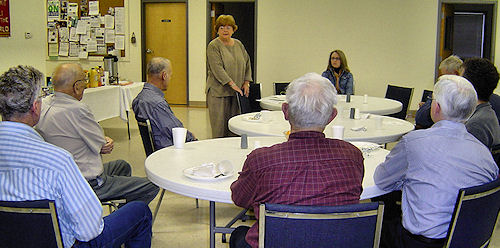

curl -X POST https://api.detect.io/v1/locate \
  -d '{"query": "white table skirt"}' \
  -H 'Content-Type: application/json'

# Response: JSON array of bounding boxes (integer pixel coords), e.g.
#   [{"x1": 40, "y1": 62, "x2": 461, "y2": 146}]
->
[
  {"x1": 228, "y1": 111, "x2": 415, "y2": 144},
  {"x1": 260, "y1": 94, "x2": 403, "y2": 115},
  {"x1": 81, "y1": 82, "x2": 144, "y2": 122},
  {"x1": 145, "y1": 136, "x2": 391, "y2": 204}
]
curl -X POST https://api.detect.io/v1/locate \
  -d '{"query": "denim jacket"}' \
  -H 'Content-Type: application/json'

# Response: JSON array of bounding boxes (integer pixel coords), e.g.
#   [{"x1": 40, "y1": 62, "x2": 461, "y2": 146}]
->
[{"x1": 321, "y1": 69, "x2": 354, "y2": 95}]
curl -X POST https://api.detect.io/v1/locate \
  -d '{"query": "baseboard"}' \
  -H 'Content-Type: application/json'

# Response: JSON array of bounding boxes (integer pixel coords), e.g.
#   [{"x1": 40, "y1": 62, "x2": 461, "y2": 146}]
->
[{"x1": 188, "y1": 101, "x2": 207, "y2": 108}]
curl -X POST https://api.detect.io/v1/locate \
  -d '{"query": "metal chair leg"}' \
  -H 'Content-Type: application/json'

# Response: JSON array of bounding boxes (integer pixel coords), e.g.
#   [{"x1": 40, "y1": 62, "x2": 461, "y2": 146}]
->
[
  {"x1": 153, "y1": 189, "x2": 166, "y2": 224},
  {"x1": 196, "y1": 198, "x2": 199, "y2": 208},
  {"x1": 126, "y1": 111, "x2": 131, "y2": 140}
]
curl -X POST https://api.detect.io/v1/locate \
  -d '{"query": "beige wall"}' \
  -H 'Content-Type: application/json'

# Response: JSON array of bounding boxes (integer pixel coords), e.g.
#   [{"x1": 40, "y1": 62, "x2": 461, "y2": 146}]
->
[
  {"x1": 257, "y1": 0, "x2": 439, "y2": 110},
  {"x1": 1, "y1": 0, "x2": 499, "y2": 110}
]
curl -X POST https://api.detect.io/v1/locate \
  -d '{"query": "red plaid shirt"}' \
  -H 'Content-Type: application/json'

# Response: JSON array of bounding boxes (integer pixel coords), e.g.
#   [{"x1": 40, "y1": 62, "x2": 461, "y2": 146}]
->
[{"x1": 231, "y1": 131, "x2": 364, "y2": 247}]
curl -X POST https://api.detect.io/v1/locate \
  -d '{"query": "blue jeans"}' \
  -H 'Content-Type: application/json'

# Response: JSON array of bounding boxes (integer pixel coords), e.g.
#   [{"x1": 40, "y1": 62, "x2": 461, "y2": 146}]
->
[{"x1": 74, "y1": 201, "x2": 152, "y2": 248}]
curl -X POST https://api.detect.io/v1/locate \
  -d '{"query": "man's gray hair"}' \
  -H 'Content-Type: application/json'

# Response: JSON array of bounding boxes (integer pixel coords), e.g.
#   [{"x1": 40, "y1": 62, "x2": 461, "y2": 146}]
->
[
  {"x1": 286, "y1": 72, "x2": 338, "y2": 129},
  {"x1": 434, "y1": 75, "x2": 477, "y2": 122},
  {"x1": 0, "y1": 65, "x2": 43, "y2": 119},
  {"x1": 147, "y1": 57, "x2": 171, "y2": 76},
  {"x1": 439, "y1": 55, "x2": 463, "y2": 74}
]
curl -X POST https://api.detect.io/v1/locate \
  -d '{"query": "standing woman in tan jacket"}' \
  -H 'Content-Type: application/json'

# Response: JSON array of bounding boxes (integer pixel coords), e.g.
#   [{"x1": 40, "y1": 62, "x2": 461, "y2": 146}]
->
[{"x1": 206, "y1": 15, "x2": 252, "y2": 138}]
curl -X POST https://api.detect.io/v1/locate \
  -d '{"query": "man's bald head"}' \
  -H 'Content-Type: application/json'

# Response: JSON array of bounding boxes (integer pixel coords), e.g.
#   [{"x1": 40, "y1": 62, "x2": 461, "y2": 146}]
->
[
  {"x1": 52, "y1": 63, "x2": 84, "y2": 90},
  {"x1": 52, "y1": 63, "x2": 87, "y2": 101},
  {"x1": 147, "y1": 57, "x2": 171, "y2": 77}
]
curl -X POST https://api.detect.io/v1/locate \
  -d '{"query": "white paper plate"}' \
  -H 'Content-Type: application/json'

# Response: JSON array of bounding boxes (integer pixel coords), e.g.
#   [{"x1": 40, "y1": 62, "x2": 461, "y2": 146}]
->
[{"x1": 183, "y1": 168, "x2": 235, "y2": 182}]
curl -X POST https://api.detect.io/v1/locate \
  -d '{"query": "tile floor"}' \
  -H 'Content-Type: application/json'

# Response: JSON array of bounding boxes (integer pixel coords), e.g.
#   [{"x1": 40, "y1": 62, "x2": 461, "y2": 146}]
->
[{"x1": 100, "y1": 106, "x2": 500, "y2": 247}]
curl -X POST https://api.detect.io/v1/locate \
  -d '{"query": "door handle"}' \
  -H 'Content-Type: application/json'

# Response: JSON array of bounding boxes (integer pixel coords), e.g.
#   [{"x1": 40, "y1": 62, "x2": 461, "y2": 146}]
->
[{"x1": 146, "y1": 49, "x2": 154, "y2": 54}]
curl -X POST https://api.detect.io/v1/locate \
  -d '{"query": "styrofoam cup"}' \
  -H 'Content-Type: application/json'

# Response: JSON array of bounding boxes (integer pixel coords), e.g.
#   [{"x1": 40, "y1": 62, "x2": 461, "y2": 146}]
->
[
  {"x1": 354, "y1": 108, "x2": 361, "y2": 119},
  {"x1": 332, "y1": 125, "x2": 345, "y2": 140},
  {"x1": 172, "y1": 127, "x2": 187, "y2": 148}
]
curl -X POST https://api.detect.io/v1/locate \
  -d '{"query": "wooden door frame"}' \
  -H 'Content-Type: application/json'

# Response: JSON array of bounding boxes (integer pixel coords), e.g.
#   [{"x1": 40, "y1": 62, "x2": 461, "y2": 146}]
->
[
  {"x1": 435, "y1": 0, "x2": 497, "y2": 79},
  {"x1": 206, "y1": 0, "x2": 258, "y2": 81},
  {"x1": 141, "y1": 0, "x2": 189, "y2": 103}
]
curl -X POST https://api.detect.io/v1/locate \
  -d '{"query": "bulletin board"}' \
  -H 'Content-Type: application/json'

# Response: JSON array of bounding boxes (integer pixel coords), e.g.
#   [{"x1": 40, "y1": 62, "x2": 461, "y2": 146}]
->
[{"x1": 46, "y1": 0, "x2": 127, "y2": 59}]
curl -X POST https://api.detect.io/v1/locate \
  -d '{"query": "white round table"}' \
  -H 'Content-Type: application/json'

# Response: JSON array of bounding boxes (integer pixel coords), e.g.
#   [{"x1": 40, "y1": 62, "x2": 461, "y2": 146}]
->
[
  {"x1": 145, "y1": 136, "x2": 390, "y2": 248},
  {"x1": 259, "y1": 95, "x2": 403, "y2": 115},
  {"x1": 228, "y1": 111, "x2": 415, "y2": 144}
]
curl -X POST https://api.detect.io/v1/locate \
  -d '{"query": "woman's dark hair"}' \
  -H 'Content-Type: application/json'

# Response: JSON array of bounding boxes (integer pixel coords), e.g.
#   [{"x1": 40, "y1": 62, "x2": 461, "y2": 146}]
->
[{"x1": 326, "y1": 49, "x2": 350, "y2": 73}]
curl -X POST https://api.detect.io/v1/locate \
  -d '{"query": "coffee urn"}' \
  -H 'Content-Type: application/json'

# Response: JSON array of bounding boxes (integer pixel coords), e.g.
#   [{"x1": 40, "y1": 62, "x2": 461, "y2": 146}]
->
[{"x1": 103, "y1": 55, "x2": 119, "y2": 84}]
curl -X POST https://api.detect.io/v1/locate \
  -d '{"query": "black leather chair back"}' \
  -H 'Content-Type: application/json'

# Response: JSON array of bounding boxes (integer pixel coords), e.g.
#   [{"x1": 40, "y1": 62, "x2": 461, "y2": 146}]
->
[
  {"x1": 136, "y1": 117, "x2": 155, "y2": 157},
  {"x1": 385, "y1": 85, "x2": 414, "y2": 120}
]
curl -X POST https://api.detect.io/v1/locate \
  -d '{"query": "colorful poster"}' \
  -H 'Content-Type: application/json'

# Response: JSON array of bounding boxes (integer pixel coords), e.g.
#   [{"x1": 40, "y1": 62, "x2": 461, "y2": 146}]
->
[
  {"x1": 47, "y1": 0, "x2": 60, "y2": 22},
  {"x1": 0, "y1": 0, "x2": 10, "y2": 37}
]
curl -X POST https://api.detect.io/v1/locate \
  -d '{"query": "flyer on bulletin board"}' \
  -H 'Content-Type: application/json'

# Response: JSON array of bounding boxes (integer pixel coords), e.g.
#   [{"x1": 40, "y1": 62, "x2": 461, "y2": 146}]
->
[{"x1": 0, "y1": 0, "x2": 10, "y2": 37}]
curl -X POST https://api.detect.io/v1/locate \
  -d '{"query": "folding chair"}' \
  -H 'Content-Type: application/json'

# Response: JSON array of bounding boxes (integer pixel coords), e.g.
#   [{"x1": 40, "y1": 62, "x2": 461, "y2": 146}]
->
[
  {"x1": 236, "y1": 92, "x2": 252, "y2": 114},
  {"x1": 443, "y1": 178, "x2": 500, "y2": 248},
  {"x1": 101, "y1": 199, "x2": 126, "y2": 213},
  {"x1": 0, "y1": 199, "x2": 64, "y2": 248},
  {"x1": 273, "y1": 82, "x2": 290, "y2": 95},
  {"x1": 421, "y1": 89, "x2": 433, "y2": 102},
  {"x1": 259, "y1": 202, "x2": 384, "y2": 248},
  {"x1": 491, "y1": 144, "x2": 500, "y2": 168},
  {"x1": 137, "y1": 118, "x2": 156, "y2": 157},
  {"x1": 385, "y1": 84, "x2": 414, "y2": 120},
  {"x1": 249, "y1": 82, "x2": 262, "y2": 112},
  {"x1": 135, "y1": 117, "x2": 198, "y2": 224}
]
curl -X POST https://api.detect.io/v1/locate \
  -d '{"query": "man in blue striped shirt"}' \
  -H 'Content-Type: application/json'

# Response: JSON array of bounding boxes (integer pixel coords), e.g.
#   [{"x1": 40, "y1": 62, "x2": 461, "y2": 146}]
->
[{"x1": 0, "y1": 65, "x2": 153, "y2": 248}]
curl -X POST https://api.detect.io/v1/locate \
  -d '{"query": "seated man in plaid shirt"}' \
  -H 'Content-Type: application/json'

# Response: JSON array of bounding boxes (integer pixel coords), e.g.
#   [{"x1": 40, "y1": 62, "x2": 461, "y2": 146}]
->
[{"x1": 229, "y1": 72, "x2": 365, "y2": 248}]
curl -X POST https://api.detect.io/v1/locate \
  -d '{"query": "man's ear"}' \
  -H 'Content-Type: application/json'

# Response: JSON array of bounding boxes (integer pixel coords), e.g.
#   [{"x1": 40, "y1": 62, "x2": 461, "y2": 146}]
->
[
  {"x1": 327, "y1": 108, "x2": 338, "y2": 123},
  {"x1": 282, "y1": 103, "x2": 289, "y2": 120},
  {"x1": 31, "y1": 99, "x2": 41, "y2": 114},
  {"x1": 434, "y1": 102, "x2": 441, "y2": 115},
  {"x1": 30, "y1": 99, "x2": 42, "y2": 123}
]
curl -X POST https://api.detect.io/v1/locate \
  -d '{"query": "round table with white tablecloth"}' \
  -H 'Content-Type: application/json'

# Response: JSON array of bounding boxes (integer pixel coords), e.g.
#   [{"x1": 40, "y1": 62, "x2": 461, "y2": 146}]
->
[
  {"x1": 259, "y1": 94, "x2": 403, "y2": 115},
  {"x1": 145, "y1": 136, "x2": 391, "y2": 248},
  {"x1": 228, "y1": 111, "x2": 415, "y2": 144}
]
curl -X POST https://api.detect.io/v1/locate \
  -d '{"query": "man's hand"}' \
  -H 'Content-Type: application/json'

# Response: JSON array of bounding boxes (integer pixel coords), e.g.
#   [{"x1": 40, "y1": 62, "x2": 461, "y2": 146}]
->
[{"x1": 100, "y1": 136, "x2": 114, "y2": 154}]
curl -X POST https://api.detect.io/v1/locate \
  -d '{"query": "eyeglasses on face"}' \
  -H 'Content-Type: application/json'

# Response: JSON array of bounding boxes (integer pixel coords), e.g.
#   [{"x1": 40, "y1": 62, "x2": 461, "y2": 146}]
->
[
  {"x1": 73, "y1": 75, "x2": 89, "y2": 89},
  {"x1": 219, "y1": 25, "x2": 233, "y2": 30},
  {"x1": 331, "y1": 57, "x2": 341, "y2": 61}
]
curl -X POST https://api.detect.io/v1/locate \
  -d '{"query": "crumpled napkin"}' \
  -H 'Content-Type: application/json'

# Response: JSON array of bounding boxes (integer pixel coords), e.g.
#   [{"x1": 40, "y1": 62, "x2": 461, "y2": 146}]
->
[
  {"x1": 190, "y1": 163, "x2": 218, "y2": 177},
  {"x1": 188, "y1": 160, "x2": 233, "y2": 178}
]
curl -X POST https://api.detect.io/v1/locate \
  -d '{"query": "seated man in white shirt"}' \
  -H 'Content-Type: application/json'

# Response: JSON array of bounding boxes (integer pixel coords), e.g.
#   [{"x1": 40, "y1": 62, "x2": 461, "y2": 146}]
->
[
  {"x1": 36, "y1": 63, "x2": 159, "y2": 205},
  {"x1": 374, "y1": 75, "x2": 498, "y2": 248},
  {"x1": 0, "y1": 65, "x2": 152, "y2": 248}
]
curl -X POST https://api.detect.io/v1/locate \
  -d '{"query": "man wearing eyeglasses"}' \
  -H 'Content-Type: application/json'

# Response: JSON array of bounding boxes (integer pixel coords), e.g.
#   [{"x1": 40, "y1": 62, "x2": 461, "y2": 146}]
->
[
  {"x1": 374, "y1": 75, "x2": 498, "y2": 248},
  {"x1": 36, "y1": 63, "x2": 159, "y2": 206},
  {"x1": 0, "y1": 65, "x2": 152, "y2": 248}
]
